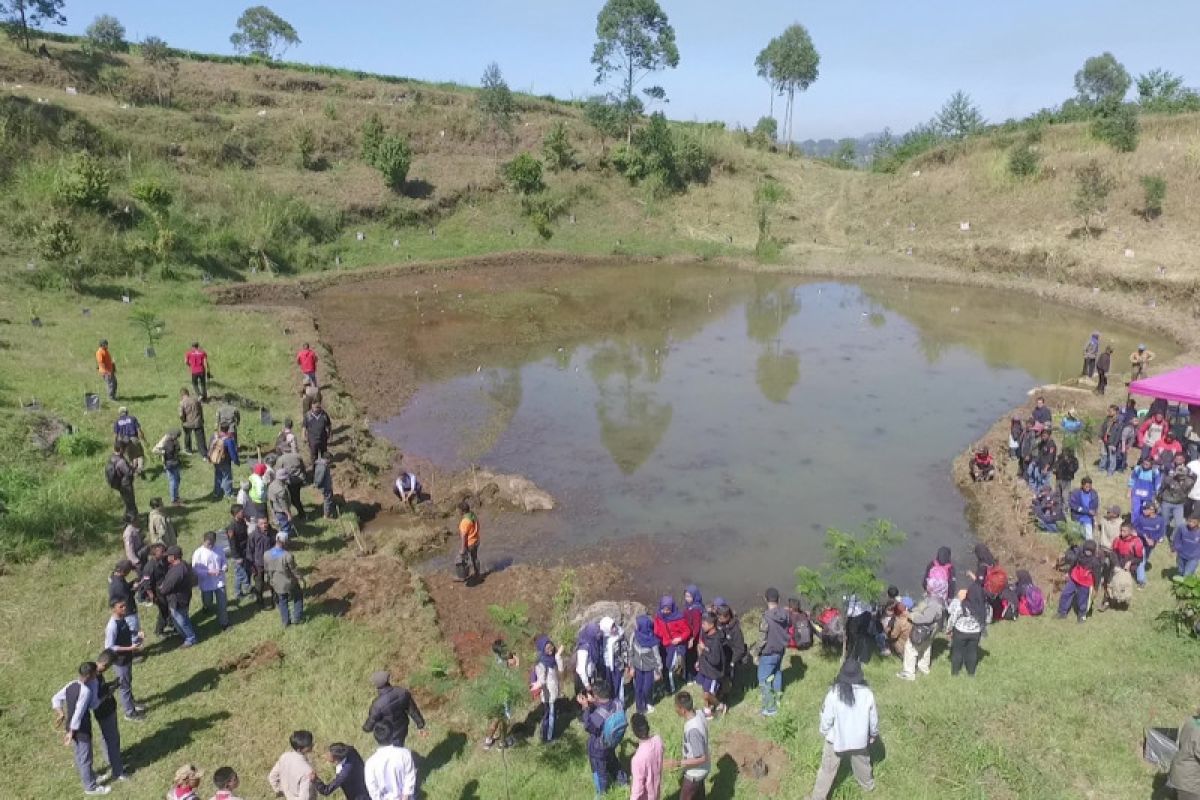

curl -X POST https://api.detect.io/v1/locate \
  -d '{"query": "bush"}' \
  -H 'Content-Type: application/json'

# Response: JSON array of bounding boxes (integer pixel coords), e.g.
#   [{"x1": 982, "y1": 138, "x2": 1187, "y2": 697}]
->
[
  {"x1": 371, "y1": 135, "x2": 412, "y2": 191},
  {"x1": 1007, "y1": 139, "x2": 1041, "y2": 178},
  {"x1": 131, "y1": 178, "x2": 173, "y2": 216},
  {"x1": 85, "y1": 14, "x2": 126, "y2": 53},
  {"x1": 360, "y1": 113, "x2": 384, "y2": 163},
  {"x1": 1141, "y1": 174, "x2": 1166, "y2": 220},
  {"x1": 296, "y1": 127, "x2": 316, "y2": 170},
  {"x1": 1073, "y1": 160, "x2": 1116, "y2": 235},
  {"x1": 503, "y1": 152, "x2": 545, "y2": 195},
  {"x1": 55, "y1": 431, "x2": 105, "y2": 458},
  {"x1": 542, "y1": 121, "x2": 576, "y2": 172},
  {"x1": 675, "y1": 134, "x2": 713, "y2": 185},
  {"x1": 54, "y1": 152, "x2": 111, "y2": 209},
  {"x1": 1091, "y1": 100, "x2": 1140, "y2": 152},
  {"x1": 794, "y1": 520, "x2": 907, "y2": 609},
  {"x1": 747, "y1": 116, "x2": 777, "y2": 149}
]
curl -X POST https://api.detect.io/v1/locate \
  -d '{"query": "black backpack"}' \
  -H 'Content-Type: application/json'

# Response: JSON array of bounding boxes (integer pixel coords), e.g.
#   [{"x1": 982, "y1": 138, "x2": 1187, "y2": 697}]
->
[{"x1": 104, "y1": 456, "x2": 122, "y2": 489}]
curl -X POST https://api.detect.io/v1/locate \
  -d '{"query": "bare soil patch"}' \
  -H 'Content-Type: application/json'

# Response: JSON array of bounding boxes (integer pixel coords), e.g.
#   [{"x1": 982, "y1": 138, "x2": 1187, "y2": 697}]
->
[
  {"x1": 718, "y1": 730, "x2": 789, "y2": 796},
  {"x1": 219, "y1": 641, "x2": 283, "y2": 674},
  {"x1": 308, "y1": 551, "x2": 416, "y2": 623}
]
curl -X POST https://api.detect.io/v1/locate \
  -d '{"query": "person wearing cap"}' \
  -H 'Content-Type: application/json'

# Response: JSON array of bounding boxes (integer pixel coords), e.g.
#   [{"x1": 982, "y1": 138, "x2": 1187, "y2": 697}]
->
[
  {"x1": 154, "y1": 428, "x2": 184, "y2": 504},
  {"x1": 1031, "y1": 396, "x2": 1052, "y2": 426},
  {"x1": 264, "y1": 534, "x2": 304, "y2": 627},
  {"x1": 192, "y1": 531, "x2": 230, "y2": 630},
  {"x1": 807, "y1": 659, "x2": 878, "y2": 800},
  {"x1": 362, "y1": 671, "x2": 427, "y2": 747},
  {"x1": 268, "y1": 472, "x2": 295, "y2": 540},
  {"x1": 158, "y1": 545, "x2": 198, "y2": 646},
  {"x1": 1095, "y1": 345, "x2": 1113, "y2": 395},
  {"x1": 1058, "y1": 540, "x2": 1103, "y2": 623},
  {"x1": 1096, "y1": 505, "x2": 1123, "y2": 549},
  {"x1": 1130, "y1": 344, "x2": 1155, "y2": 381},
  {"x1": 184, "y1": 341, "x2": 209, "y2": 401},
  {"x1": 178, "y1": 387, "x2": 206, "y2": 454},
  {"x1": 96, "y1": 339, "x2": 117, "y2": 401},
  {"x1": 103, "y1": 598, "x2": 145, "y2": 720},
  {"x1": 756, "y1": 588, "x2": 791, "y2": 717},
  {"x1": 1081, "y1": 332, "x2": 1100, "y2": 379}
]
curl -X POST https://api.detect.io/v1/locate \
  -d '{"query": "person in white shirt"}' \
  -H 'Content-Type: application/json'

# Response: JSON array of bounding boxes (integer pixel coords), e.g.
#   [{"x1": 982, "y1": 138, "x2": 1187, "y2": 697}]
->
[
  {"x1": 191, "y1": 531, "x2": 229, "y2": 629},
  {"x1": 808, "y1": 659, "x2": 878, "y2": 800},
  {"x1": 51, "y1": 662, "x2": 112, "y2": 795},
  {"x1": 364, "y1": 723, "x2": 417, "y2": 800}
]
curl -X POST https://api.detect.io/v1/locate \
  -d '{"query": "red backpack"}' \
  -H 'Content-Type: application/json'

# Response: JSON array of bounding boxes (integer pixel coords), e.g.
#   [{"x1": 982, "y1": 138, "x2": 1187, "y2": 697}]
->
[{"x1": 983, "y1": 565, "x2": 1008, "y2": 598}]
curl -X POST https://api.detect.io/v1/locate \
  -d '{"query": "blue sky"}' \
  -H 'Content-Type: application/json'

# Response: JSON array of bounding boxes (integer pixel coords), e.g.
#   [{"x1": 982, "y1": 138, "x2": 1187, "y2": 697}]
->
[{"x1": 60, "y1": 1, "x2": 1200, "y2": 139}]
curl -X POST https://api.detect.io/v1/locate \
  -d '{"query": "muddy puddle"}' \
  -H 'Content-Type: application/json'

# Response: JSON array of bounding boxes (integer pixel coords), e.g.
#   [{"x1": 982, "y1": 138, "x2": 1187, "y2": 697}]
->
[{"x1": 306, "y1": 261, "x2": 1176, "y2": 609}]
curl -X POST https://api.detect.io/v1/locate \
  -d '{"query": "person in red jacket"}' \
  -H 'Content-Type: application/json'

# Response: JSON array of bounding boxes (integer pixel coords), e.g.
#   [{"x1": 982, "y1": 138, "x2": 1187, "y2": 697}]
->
[
  {"x1": 682, "y1": 585, "x2": 704, "y2": 679},
  {"x1": 296, "y1": 343, "x2": 319, "y2": 386},
  {"x1": 653, "y1": 596, "x2": 690, "y2": 694},
  {"x1": 1057, "y1": 540, "x2": 1102, "y2": 623},
  {"x1": 1111, "y1": 522, "x2": 1145, "y2": 570},
  {"x1": 184, "y1": 342, "x2": 209, "y2": 401}
]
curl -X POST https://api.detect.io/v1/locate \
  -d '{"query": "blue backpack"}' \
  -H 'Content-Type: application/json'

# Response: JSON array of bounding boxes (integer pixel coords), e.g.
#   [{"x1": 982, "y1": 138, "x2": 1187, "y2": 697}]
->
[{"x1": 598, "y1": 705, "x2": 628, "y2": 749}]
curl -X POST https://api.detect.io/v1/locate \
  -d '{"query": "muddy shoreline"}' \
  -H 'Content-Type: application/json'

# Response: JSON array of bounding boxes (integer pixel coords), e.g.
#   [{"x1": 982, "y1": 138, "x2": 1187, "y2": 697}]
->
[{"x1": 218, "y1": 249, "x2": 1199, "y2": 595}]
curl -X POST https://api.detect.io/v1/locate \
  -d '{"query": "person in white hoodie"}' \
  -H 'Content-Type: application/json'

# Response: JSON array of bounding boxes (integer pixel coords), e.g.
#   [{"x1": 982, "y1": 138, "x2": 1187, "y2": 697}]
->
[
  {"x1": 808, "y1": 659, "x2": 878, "y2": 800},
  {"x1": 598, "y1": 616, "x2": 629, "y2": 707}
]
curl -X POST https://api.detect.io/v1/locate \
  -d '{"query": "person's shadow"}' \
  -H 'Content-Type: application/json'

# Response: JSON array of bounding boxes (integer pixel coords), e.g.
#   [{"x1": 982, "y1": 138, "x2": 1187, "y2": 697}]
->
[
  {"x1": 709, "y1": 753, "x2": 740, "y2": 799},
  {"x1": 458, "y1": 779, "x2": 481, "y2": 800},
  {"x1": 123, "y1": 710, "x2": 231, "y2": 770},
  {"x1": 416, "y1": 731, "x2": 467, "y2": 773},
  {"x1": 139, "y1": 667, "x2": 221, "y2": 709}
]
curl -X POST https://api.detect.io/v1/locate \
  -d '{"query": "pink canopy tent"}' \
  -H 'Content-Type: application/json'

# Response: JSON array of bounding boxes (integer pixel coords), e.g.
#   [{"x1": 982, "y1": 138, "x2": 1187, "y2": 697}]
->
[{"x1": 1128, "y1": 366, "x2": 1200, "y2": 406}]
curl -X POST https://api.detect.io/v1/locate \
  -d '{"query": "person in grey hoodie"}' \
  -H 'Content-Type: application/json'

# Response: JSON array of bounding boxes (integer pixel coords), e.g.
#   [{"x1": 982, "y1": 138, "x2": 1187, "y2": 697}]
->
[
  {"x1": 895, "y1": 586, "x2": 946, "y2": 681},
  {"x1": 756, "y1": 587, "x2": 791, "y2": 717}
]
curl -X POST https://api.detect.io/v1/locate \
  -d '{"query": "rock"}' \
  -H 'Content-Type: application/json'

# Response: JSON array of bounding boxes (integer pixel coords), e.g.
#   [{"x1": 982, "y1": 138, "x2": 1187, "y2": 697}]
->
[
  {"x1": 474, "y1": 470, "x2": 556, "y2": 512},
  {"x1": 573, "y1": 600, "x2": 648, "y2": 629},
  {"x1": 28, "y1": 413, "x2": 70, "y2": 454},
  {"x1": 747, "y1": 758, "x2": 769, "y2": 779}
]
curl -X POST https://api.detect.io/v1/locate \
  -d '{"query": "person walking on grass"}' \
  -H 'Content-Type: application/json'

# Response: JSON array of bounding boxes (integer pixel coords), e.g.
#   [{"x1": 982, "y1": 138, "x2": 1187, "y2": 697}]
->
[
  {"x1": 185, "y1": 342, "x2": 209, "y2": 401},
  {"x1": 362, "y1": 671, "x2": 428, "y2": 748},
  {"x1": 112, "y1": 407, "x2": 146, "y2": 478},
  {"x1": 579, "y1": 680, "x2": 627, "y2": 796},
  {"x1": 756, "y1": 587, "x2": 790, "y2": 717},
  {"x1": 226, "y1": 504, "x2": 252, "y2": 603},
  {"x1": 947, "y1": 584, "x2": 987, "y2": 675},
  {"x1": 458, "y1": 501, "x2": 481, "y2": 581},
  {"x1": 107, "y1": 443, "x2": 137, "y2": 517},
  {"x1": 192, "y1": 531, "x2": 230, "y2": 631},
  {"x1": 313, "y1": 454, "x2": 336, "y2": 519},
  {"x1": 122, "y1": 512, "x2": 145, "y2": 572},
  {"x1": 141, "y1": 543, "x2": 172, "y2": 638},
  {"x1": 96, "y1": 339, "x2": 117, "y2": 401},
  {"x1": 1082, "y1": 332, "x2": 1100, "y2": 379},
  {"x1": 52, "y1": 661, "x2": 112, "y2": 796},
  {"x1": 209, "y1": 425, "x2": 239, "y2": 500},
  {"x1": 179, "y1": 388, "x2": 206, "y2": 454},
  {"x1": 807, "y1": 659, "x2": 878, "y2": 800},
  {"x1": 147, "y1": 497, "x2": 177, "y2": 548},
  {"x1": 297, "y1": 343, "x2": 319, "y2": 386},
  {"x1": 159, "y1": 546, "x2": 198, "y2": 647},
  {"x1": 276, "y1": 448, "x2": 308, "y2": 518},
  {"x1": 664, "y1": 691, "x2": 709, "y2": 800},
  {"x1": 1095, "y1": 345, "x2": 1113, "y2": 395},
  {"x1": 303, "y1": 401, "x2": 332, "y2": 465},
  {"x1": 92, "y1": 651, "x2": 128, "y2": 784},
  {"x1": 629, "y1": 712, "x2": 663, "y2": 800},
  {"x1": 247, "y1": 516, "x2": 275, "y2": 609},
  {"x1": 269, "y1": 473, "x2": 295, "y2": 540},
  {"x1": 210, "y1": 766, "x2": 245, "y2": 800},
  {"x1": 364, "y1": 723, "x2": 417, "y2": 800},
  {"x1": 268, "y1": 730, "x2": 317, "y2": 800},
  {"x1": 216, "y1": 396, "x2": 241, "y2": 445},
  {"x1": 102, "y1": 599, "x2": 146, "y2": 721},
  {"x1": 531, "y1": 635, "x2": 565, "y2": 743},
  {"x1": 313, "y1": 743, "x2": 368, "y2": 800},
  {"x1": 896, "y1": 578, "x2": 946, "y2": 681},
  {"x1": 153, "y1": 429, "x2": 184, "y2": 504},
  {"x1": 265, "y1": 533, "x2": 304, "y2": 627}
]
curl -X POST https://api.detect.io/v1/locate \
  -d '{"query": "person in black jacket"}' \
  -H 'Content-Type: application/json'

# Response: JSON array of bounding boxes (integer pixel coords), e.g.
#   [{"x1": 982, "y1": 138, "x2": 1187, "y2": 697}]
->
[
  {"x1": 141, "y1": 543, "x2": 172, "y2": 637},
  {"x1": 303, "y1": 402, "x2": 332, "y2": 465},
  {"x1": 715, "y1": 603, "x2": 748, "y2": 695},
  {"x1": 226, "y1": 504, "x2": 251, "y2": 602},
  {"x1": 696, "y1": 612, "x2": 727, "y2": 718},
  {"x1": 314, "y1": 742, "x2": 369, "y2": 800},
  {"x1": 158, "y1": 546, "x2": 198, "y2": 647},
  {"x1": 108, "y1": 560, "x2": 143, "y2": 639},
  {"x1": 362, "y1": 671, "x2": 427, "y2": 747},
  {"x1": 247, "y1": 516, "x2": 275, "y2": 609}
]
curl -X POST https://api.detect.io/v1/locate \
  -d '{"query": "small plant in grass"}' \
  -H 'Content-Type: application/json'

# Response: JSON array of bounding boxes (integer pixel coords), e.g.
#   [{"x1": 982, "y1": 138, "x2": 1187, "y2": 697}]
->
[
  {"x1": 128, "y1": 309, "x2": 166, "y2": 354},
  {"x1": 794, "y1": 519, "x2": 906, "y2": 610},
  {"x1": 322, "y1": 99, "x2": 337, "y2": 120},
  {"x1": 1072, "y1": 160, "x2": 1116, "y2": 236},
  {"x1": 1156, "y1": 575, "x2": 1200, "y2": 637},
  {"x1": 460, "y1": 648, "x2": 528, "y2": 723},
  {"x1": 295, "y1": 127, "x2": 316, "y2": 170},
  {"x1": 1007, "y1": 134, "x2": 1041, "y2": 179},
  {"x1": 487, "y1": 601, "x2": 532, "y2": 642},
  {"x1": 54, "y1": 152, "x2": 110, "y2": 209},
  {"x1": 503, "y1": 152, "x2": 545, "y2": 195},
  {"x1": 370, "y1": 135, "x2": 412, "y2": 191},
  {"x1": 551, "y1": 569, "x2": 579, "y2": 647},
  {"x1": 542, "y1": 121, "x2": 577, "y2": 172},
  {"x1": 360, "y1": 113, "x2": 384, "y2": 163},
  {"x1": 754, "y1": 177, "x2": 790, "y2": 259},
  {"x1": 410, "y1": 648, "x2": 457, "y2": 698},
  {"x1": 55, "y1": 431, "x2": 105, "y2": 458},
  {"x1": 36, "y1": 216, "x2": 86, "y2": 289},
  {"x1": 1140, "y1": 174, "x2": 1166, "y2": 220}
]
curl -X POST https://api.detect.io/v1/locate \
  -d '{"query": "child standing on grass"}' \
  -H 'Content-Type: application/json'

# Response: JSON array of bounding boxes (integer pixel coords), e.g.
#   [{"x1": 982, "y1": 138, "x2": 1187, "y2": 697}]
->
[{"x1": 629, "y1": 615, "x2": 663, "y2": 715}]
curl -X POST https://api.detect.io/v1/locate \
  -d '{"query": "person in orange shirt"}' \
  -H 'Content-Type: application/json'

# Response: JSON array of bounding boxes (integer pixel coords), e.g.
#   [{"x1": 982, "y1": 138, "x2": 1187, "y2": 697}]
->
[
  {"x1": 96, "y1": 339, "x2": 117, "y2": 400},
  {"x1": 458, "y1": 501, "x2": 481, "y2": 581}
]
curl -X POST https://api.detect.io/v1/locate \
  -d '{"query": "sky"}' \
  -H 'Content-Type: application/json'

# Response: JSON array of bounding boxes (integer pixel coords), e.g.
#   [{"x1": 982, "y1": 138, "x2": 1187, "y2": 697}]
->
[{"x1": 57, "y1": 1, "x2": 1200, "y2": 140}]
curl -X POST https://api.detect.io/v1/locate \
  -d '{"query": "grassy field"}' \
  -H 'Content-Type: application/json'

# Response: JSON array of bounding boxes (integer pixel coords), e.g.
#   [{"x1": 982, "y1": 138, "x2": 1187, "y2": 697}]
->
[{"x1": 2, "y1": 31, "x2": 1199, "y2": 800}]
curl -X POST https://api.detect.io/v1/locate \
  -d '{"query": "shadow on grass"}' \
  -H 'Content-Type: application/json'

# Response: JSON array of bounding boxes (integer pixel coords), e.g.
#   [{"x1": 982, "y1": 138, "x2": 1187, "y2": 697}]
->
[
  {"x1": 140, "y1": 667, "x2": 221, "y2": 710},
  {"x1": 458, "y1": 779, "x2": 481, "y2": 800},
  {"x1": 403, "y1": 179, "x2": 436, "y2": 200},
  {"x1": 782, "y1": 652, "x2": 808, "y2": 687},
  {"x1": 710, "y1": 753, "x2": 739, "y2": 799},
  {"x1": 79, "y1": 285, "x2": 143, "y2": 302},
  {"x1": 124, "y1": 710, "x2": 231, "y2": 772},
  {"x1": 417, "y1": 731, "x2": 467, "y2": 773}
]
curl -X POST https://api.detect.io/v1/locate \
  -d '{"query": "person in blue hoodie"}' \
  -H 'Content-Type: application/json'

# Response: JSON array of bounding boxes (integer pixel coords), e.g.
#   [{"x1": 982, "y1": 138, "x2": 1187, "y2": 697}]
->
[
  {"x1": 577, "y1": 680, "x2": 626, "y2": 796},
  {"x1": 1133, "y1": 502, "x2": 1168, "y2": 587},
  {"x1": 1172, "y1": 516, "x2": 1200, "y2": 577},
  {"x1": 1128, "y1": 457, "x2": 1162, "y2": 520},
  {"x1": 1068, "y1": 478, "x2": 1100, "y2": 541}
]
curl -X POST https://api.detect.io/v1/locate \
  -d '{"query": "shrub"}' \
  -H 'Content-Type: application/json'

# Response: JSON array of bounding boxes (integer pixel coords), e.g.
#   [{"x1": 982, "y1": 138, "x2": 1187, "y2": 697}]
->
[
  {"x1": 1141, "y1": 174, "x2": 1166, "y2": 220},
  {"x1": 675, "y1": 134, "x2": 713, "y2": 185},
  {"x1": 55, "y1": 431, "x2": 105, "y2": 458},
  {"x1": 371, "y1": 135, "x2": 412, "y2": 191},
  {"x1": 85, "y1": 14, "x2": 126, "y2": 53},
  {"x1": 503, "y1": 152, "x2": 545, "y2": 195},
  {"x1": 36, "y1": 216, "x2": 80, "y2": 264},
  {"x1": 360, "y1": 113, "x2": 384, "y2": 163},
  {"x1": 54, "y1": 152, "x2": 110, "y2": 209},
  {"x1": 131, "y1": 178, "x2": 173, "y2": 216},
  {"x1": 542, "y1": 121, "x2": 576, "y2": 172},
  {"x1": 1007, "y1": 139, "x2": 1041, "y2": 178},
  {"x1": 296, "y1": 127, "x2": 316, "y2": 170},
  {"x1": 747, "y1": 116, "x2": 777, "y2": 149},
  {"x1": 1073, "y1": 160, "x2": 1116, "y2": 235},
  {"x1": 1091, "y1": 100, "x2": 1140, "y2": 152},
  {"x1": 794, "y1": 520, "x2": 907, "y2": 609},
  {"x1": 1157, "y1": 575, "x2": 1200, "y2": 637}
]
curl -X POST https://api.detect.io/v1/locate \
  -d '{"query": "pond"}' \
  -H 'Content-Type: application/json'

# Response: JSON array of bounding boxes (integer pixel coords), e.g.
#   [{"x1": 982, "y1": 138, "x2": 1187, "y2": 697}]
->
[{"x1": 308, "y1": 262, "x2": 1176, "y2": 606}]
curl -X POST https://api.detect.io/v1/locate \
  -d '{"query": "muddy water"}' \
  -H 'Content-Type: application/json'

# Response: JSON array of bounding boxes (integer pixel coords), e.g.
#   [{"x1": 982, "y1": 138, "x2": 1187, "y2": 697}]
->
[{"x1": 311, "y1": 263, "x2": 1176, "y2": 607}]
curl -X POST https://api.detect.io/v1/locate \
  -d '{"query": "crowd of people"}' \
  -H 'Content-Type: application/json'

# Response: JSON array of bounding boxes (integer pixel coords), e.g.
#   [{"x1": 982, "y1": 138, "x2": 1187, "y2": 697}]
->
[{"x1": 56, "y1": 331, "x2": 1200, "y2": 799}]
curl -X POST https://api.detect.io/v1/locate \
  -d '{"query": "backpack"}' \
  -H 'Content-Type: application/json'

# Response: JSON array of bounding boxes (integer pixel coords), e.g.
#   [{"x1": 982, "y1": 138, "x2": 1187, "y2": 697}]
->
[
  {"x1": 1109, "y1": 567, "x2": 1134, "y2": 603},
  {"x1": 910, "y1": 621, "x2": 936, "y2": 646},
  {"x1": 983, "y1": 565, "x2": 1008, "y2": 598},
  {"x1": 927, "y1": 561, "x2": 952, "y2": 589},
  {"x1": 207, "y1": 436, "x2": 228, "y2": 465},
  {"x1": 788, "y1": 611, "x2": 814, "y2": 650},
  {"x1": 597, "y1": 705, "x2": 628, "y2": 749},
  {"x1": 104, "y1": 456, "x2": 122, "y2": 489},
  {"x1": 1020, "y1": 585, "x2": 1046, "y2": 616}
]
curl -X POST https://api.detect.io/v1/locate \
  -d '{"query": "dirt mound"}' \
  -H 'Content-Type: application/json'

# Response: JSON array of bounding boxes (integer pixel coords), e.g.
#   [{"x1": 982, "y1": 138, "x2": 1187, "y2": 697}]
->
[
  {"x1": 309, "y1": 552, "x2": 414, "y2": 622},
  {"x1": 219, "y1": 641, "x2": 283, "y2": 673},
  {"x1": 719, "y1": 730, "x2": 789, "y2": 796},
  {"x1": 425, "y1": 562, "x2": 633, "y2": 673}
]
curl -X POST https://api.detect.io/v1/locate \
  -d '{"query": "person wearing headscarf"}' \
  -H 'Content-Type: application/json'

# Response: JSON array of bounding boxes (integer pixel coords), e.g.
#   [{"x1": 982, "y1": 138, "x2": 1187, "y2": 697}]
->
[
  {"x1": 652, "y1": 596, "x2": 690, "y2": 693},
  {"x1": 808, "y1": 659, "x2": 878, "y2": 800},
  {"x1": 682, "y1": 585, "x2": 704, "y2": 680},
  {"x1": 598, "y1": 616, "x2": 628, "y2": 707},
  {"x1": 1082, "y1": 332, "x2": 1100, "y2": 378},
  {"x1": 629, "y1": 615, "x2": 663, "y2": 715},
  {"x1": 1057, "y1": 540, "x2": 1102, "y2": 623},
  {"x1": 946, "y1": 584, "x2": 987, "y2": 676},
  {"x1": 715, "y1": 602, "x2": 748, "y2": 694},
  {"x1": 531, "y1": 636, "x2": 564, "y2": 742},
  {"x1": 1014, "y1": 569, "x2": 1044, "y2": 616},
  {"x1": 971, "y1": 544, "x2": 996, "y2": 579},
  {"x1": 574, "y1": 622, "x2": 604, "y2": 695},
  {"x1": 923, "y1": 546, "x2": 955, "y2": 602},
  {"x1": 844, "y1": 594, "x2": 876, "y2": 665}
]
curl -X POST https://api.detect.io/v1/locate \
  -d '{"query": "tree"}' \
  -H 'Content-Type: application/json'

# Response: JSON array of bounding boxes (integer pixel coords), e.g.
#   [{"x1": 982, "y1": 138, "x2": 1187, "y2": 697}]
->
[
  {"x1": 1074, "y1": 52, "x2": 1131, "y2": 105},
  {"x1": 360, "y1": 113, "x2": 384, "y2": 163},
  {"x1": 229, "y1": 5, "x2": 299, "y2": 60},
  {"x1": 591, "y1": 0, "x2": 680, "y2": 143},
  {"x1": 54, "y1": 152, "x2": 110, "y2": 209},
  {"x1": 583, "y1": 95, "x2": 625, "y2": 155},
  {"x1": 477, "y1": 62, "x2": 517, "y2": 153},
  {"x1": 1140, "y1": 174, "x2": 1166, "y2": 220},
  {"x1": 85, "y1": 14, "x2": 125, "y2": 53},
  {"x1": 794, "y1": 520, "x2": 906, "y2": 610},
  {"x1": 754, "y1": 177, "x2": 790, "y2": 257},
  {"x1": 1091, "y1": 97, "x2": 1139, "y2": 152},
  {"x1": 370, "y1": 135, "x2": 412, "y2": 191},
  {"x1": 542, "y1": 121, "x2": 576, "y2": 172},
  {"x1": 502, "y1": 153, "x2": 545, "y2": 195},
  {"x1": 1072, "y1": 159, "x2": 1116, "y2": 235},
  {"x1": 935, "y1": 90, "x2": 985, "y2": 139},
  {"x1": 141, "y1": 36, "x2": 179, "y2": 107},
  {"x1": 1, "y1": 0, "x2": 66, "y2": 50},
  {"x1": 750, "y1": 116, "x2": 778, "y2": 149},
  {"x1": 830, "y1": 138, "x2": 858, "y2": 169},
  {"x1": 757, "y1": 24, "x2": 820, "y2": 154}
]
